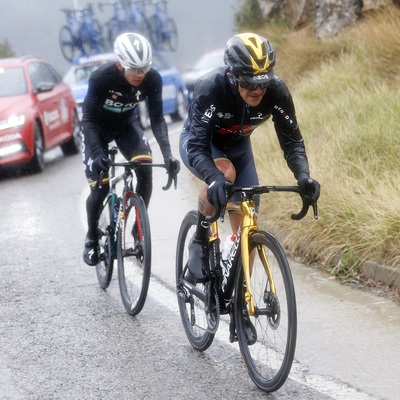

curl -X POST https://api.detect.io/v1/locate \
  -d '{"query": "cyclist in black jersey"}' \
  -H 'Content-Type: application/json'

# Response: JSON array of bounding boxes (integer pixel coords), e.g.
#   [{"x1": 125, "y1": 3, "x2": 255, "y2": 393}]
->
[
  {"x1": 82, "y1": 32, "x2": 180, "y2": 266},
  {"x1": 180, "y1": 33, "x2": 320, "y2": 282}
]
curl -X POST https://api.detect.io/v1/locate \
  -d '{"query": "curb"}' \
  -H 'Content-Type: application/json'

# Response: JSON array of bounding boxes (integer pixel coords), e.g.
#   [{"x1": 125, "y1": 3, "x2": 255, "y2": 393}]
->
[{"x1": 360, "y1": 260, "x2": 400, "y2": 292}]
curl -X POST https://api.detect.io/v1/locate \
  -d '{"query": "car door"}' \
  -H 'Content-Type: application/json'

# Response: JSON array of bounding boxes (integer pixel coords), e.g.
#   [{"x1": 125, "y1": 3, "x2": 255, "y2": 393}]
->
[
  {"x1": 40, "y1": 62, "x2": 73, "y2": 143},
  {"x1": 28, "y1": 62, "x2": 60, "y2": 148}
]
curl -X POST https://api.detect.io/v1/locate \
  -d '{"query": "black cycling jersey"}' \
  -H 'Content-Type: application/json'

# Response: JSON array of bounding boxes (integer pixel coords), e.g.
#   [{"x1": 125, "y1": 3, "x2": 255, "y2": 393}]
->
[
  {"x1": 182, "y1": 66, "x2": 310, "y2": 185},
  {"x1": 82, "y1": 61, "x2": 171, "y2": 160}
]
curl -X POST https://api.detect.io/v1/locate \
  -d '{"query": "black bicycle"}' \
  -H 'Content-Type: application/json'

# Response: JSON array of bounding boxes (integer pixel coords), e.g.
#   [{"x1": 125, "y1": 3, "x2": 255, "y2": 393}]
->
[
  {"x1": 96, "y1": 147, "x2": 177, "y2": 316},
  {"x1": 176, "y1": 184, "x2": 317, "y2": 392}
]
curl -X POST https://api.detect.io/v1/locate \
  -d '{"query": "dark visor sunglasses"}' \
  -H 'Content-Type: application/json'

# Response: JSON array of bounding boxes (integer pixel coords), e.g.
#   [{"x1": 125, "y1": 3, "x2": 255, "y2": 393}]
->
[{"x1": 237, "y1": 79, "x2": 271, "y2": 91}]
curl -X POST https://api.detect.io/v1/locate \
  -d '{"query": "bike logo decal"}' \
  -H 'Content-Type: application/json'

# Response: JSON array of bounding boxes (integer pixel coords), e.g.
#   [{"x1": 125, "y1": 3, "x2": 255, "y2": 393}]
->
[{"x1": 220, "y1": 237, "x2": 240, "y2": 292}]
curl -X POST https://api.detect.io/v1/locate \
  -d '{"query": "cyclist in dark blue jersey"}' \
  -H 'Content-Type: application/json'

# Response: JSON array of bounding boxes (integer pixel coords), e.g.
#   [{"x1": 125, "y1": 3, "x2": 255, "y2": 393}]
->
[
  {"x1": 82, "y1": 32, "x2": 180, "y2": 266},
  {"x1": 180, "y1": 33, "x2": 320, "y2": 282}
]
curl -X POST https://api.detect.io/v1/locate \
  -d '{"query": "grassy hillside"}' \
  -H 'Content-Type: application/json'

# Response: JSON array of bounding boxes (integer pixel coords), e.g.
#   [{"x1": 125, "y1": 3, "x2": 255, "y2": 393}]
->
[{"x1": 249, "y1": 6, "x2": 400, "y2": 282}]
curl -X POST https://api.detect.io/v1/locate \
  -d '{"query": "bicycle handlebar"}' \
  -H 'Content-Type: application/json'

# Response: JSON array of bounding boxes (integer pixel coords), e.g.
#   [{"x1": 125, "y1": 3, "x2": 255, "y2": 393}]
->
[
  {"x1": 204, "y1": 184, "x2": 319, "y2": 223},
  {"x1": 97, "y1": 161, "x2": 178, "y2": 191}
]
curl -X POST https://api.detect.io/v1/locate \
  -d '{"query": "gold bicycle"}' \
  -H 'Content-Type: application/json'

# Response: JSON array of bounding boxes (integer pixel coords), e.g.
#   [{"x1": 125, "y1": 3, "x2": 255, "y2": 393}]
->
[{"x1": 176, "y1": 184, "x2": 318, "y2": 392}]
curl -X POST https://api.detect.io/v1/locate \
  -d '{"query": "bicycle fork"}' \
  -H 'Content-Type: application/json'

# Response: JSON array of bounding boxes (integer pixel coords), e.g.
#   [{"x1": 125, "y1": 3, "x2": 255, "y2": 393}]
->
[{"x1": 239, "y1": 199, "x2": 276, "y2": 318}]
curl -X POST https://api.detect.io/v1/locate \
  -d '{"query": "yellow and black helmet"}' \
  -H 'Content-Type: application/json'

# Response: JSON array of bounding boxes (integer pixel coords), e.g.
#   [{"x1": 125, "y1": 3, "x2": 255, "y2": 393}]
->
[{"x1": 224, "y1": 33, "x2": 276, "y2": 83}]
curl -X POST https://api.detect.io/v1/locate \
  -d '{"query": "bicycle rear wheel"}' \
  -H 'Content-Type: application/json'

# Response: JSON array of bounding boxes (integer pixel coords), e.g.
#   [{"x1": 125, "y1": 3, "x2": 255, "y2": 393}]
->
[
  {"x1": 96, "y1": 196, "x2": 115, "y2": 289},
  {"x1": 165, "y1": 18, "x2": 178, "y2": 52},
  {"x1": 234, "y1": 231, "x2": 297, "y2": 392},
  {"x1": 149, "y1": 15, "x2": 162, "y2": 50},
  {"x1": 59, "y1": 26, "x2": 76, "y2": 62},
  {"x1": 118, "y1": 193, "x2": 151, "y2": 316},
  {"x1": 176, "y1": 210, "x2": 216, "y2": 351}
]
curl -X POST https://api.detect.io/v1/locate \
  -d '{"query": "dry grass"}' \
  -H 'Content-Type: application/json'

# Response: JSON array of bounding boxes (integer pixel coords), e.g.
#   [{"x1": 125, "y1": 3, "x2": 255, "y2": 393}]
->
[{"x1": 252, "y1": 6, "x2": 400, "y2": 276}]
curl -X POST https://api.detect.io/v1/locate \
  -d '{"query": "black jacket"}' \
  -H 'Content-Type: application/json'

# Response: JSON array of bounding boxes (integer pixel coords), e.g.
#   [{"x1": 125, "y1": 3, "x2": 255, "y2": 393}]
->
[
  {"x1": 183, "y1": 67, "x2": 310, "y2": 184},
  {"x1": 82, "y1": 62, "x2": 171, "y2": 158}
]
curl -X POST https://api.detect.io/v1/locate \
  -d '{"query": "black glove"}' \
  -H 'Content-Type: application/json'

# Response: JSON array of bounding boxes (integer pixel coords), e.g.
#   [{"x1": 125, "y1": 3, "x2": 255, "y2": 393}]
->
[
  {"x1": 207, "y1": 175, "x2": 230, "y2": 214},
  {"x1": 92, "y1": 153, "x2": 109, "y2": 174},
  {"x1": 298, "y1": 174, "x2": 320, "y2": 203},
  {"x1": 165, "y1": 155, "x2": 181, "y2": 176}
]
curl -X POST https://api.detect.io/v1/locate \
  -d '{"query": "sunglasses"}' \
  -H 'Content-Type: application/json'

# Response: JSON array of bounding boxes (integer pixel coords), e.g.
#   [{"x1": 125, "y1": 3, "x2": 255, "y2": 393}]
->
[
  {"x1": 235, "y1": 76, "x2": 271, "y2": 92},
  {"x1": 237, "y1": 79, "x2": 271, "y2": 91},
  {"x1": 128, "y1": 65, "x2": 151, "y2": 74}
]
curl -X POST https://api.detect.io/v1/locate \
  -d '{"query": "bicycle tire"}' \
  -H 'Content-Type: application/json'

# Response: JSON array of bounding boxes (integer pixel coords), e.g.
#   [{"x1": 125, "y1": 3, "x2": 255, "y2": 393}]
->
[
  {"x1": 59, "y1": 26, "x2": 76, "y2": 62},
  {"x1": 149, "y1": 15, "x2": 162, "y2": 50},
  {"x1": 165, "y1": 18, "x2": 178, "y2": 52},
  {"x1": 96, "y1": 195, "x2": 115, "y2": 289},
  {"x1": 107, "y1": 18, "x2": 121, "y2": 50},
  {"x1": 175, "y1": 210, "x2": 216, "y2": 351},
  {"x1": 137, "y1": 17, "x2": 152, "y2": 44},
  {"x1": 80, "y1": 25, "x2": 93, "y2": 56},
  {"x1": 92, "y1": 19, "x2": 105, "y2": 53},
  {"x1": 117, "y1": 193, "x2": 151, "y2": 316},
  {"x1": 234, "y1": 231, "x2": 297, "y2": 392}
]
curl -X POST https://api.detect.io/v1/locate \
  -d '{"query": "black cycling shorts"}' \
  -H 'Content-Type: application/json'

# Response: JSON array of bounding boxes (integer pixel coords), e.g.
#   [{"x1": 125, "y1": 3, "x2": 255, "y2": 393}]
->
[
  {"x1": 82, "y1": 117, "x2": 152, "y2": 186},
  {"x1": 179, "y1": 130, "x2": 259, "y2": 203}
]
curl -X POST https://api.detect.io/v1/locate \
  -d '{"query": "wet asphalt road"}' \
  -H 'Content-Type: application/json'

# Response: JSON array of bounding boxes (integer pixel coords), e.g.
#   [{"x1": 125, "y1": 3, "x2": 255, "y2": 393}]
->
[{"x1": 0, "y1": 122, "x2": 399, "y2": 400}]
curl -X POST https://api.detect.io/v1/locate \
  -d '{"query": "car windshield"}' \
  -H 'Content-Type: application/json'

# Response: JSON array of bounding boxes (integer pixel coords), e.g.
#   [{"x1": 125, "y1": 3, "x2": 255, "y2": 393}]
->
[
  {"x1": 0, "y1": 67, "x2": 27, "y2": 97},
  {"x1": 64, "y1": 63, "x2": 104, "y2": 84},
  {"x1": 152, "y1": 53, "x2": 171, "y2": 71},
  {"x1": 193, "y1": 51, "x2": 224, "y2": 71}
]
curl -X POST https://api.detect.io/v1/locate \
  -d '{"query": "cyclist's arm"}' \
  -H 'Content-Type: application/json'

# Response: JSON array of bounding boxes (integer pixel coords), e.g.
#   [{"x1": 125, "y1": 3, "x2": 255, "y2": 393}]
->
[
  {"x1": 146, "y1": 69, "x2": 172, "y2": 160},
  {"x1": 81, "y1": 73, "x2": 108, "y2": 156},
  {"x1": 270, "y1": 79, "x2": 310, "y2": 179},
  {"x1": 186, "y1": 88, "x2": 224, "y2": 185}
]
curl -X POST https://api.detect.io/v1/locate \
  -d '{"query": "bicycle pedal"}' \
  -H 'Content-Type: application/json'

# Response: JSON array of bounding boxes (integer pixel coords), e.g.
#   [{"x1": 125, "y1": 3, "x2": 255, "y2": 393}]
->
[{"x1": 177, "y1": 288, "x2": 189, "y2": 302}]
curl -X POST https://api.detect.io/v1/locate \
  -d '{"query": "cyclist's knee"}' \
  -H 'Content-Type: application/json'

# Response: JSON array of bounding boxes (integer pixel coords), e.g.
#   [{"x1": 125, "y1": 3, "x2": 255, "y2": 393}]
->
[
  {"x1": 226, "y1": 201, "x2": 241, "y2": 214},
  {"x1": 88, "y1": 182, "x2": 108, "y2": 203}
]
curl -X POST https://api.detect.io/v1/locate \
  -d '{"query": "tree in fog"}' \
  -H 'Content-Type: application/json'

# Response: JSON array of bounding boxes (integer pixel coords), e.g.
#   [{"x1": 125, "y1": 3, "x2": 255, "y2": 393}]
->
[{"x1": 0, "y1": 39, "x2": 15, "y2": 58}]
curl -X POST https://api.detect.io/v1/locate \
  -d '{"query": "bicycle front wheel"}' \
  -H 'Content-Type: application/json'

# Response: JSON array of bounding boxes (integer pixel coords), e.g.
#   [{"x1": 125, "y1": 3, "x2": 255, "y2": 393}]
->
[
  {"x1": 234, "y1": 231, "x2": 297, "y2": 392},
  {"x1": 96, "y1": 196, "x2": 114, "y2": 289},
  {"x1": 117, "y1": 193, "x2": 151, "y2": 316},
  {"x1": 175, "y1": 210, "x2": 216, "y2": 351}
]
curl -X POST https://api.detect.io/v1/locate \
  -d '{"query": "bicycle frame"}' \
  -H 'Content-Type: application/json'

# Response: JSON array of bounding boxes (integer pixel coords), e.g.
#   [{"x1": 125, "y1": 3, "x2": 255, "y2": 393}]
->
[{"x1": 209, "y1": 185, "x2": 317, "y2": 317}]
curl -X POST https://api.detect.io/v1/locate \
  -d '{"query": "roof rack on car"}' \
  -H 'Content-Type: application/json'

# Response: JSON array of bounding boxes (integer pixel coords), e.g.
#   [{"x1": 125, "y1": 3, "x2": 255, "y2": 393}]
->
[{"x1": 72, "y1": 53, "x2": 117, "y2": 65}]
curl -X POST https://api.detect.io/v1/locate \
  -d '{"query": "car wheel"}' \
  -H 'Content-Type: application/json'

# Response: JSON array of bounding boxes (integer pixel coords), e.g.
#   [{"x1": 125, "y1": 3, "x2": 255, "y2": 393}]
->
[
  {"x1": 61, "y1": 110, "x2": 82, "y2": 156},
  {"x1": 29, "y1": 122, "x2": 45, "y2": 174},
  {"x1": 171, "y1": 90, "x2": 187, "y2": 121}
]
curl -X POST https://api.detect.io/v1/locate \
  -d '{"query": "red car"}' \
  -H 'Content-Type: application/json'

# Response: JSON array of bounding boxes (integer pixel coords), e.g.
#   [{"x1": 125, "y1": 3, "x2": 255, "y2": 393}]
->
[{"x1": 0, "y1": 56, "x2": 81, "y2": 173}]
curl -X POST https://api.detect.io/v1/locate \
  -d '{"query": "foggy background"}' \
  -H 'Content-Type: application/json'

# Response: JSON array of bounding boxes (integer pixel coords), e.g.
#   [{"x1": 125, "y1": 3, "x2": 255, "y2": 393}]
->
[{"x1": 0, "y1": 0, "x2": 238, "y2": 75}]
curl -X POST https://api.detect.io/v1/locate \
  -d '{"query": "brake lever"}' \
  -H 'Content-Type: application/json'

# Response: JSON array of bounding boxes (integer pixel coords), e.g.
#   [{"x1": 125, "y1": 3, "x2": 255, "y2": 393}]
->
[
  {"x1": 162, "y1": 173, "x2": 178, "y2": 190},
  {"x1": 98, "y1": 171, "x2": 104, "y2": 189},
  {"x1": 312, "y1": 201, "x2": 318, "y2": 220}
]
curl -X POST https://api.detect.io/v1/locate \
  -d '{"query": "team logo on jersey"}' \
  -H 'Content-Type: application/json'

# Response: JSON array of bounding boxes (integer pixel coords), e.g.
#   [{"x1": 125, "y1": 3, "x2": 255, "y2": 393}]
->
[
  {"x1": 250, "y1": 112, "x2": 268, "y2": 121},
  {"x1": 103, "y1": 98, "x2": 137, "y2": 113}
]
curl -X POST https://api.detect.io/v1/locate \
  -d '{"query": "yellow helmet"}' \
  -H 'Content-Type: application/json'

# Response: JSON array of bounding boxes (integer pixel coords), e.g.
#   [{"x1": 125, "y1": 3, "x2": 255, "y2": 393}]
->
[{"x1": 224, "y1": 33, "x2": 275, "y2": 82}]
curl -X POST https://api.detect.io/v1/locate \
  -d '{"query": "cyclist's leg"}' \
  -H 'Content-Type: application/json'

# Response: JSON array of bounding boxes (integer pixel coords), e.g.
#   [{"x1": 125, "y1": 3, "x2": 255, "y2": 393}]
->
[
  {"x1": 115, "y1": 118, "x2": 153, "y2": 207},
  {"x1": 180, "y1": 131, "x2": 235, "y2": 281},
  {"x1": 82, "y1": 133, "x2": 110, "y2": 265},
  {"x1": 226, "y1": 138, "x2": 259, "y2": 232}
]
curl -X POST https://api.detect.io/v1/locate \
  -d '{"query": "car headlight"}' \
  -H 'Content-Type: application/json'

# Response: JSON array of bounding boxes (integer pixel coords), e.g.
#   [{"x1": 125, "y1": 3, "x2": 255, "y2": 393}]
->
[{"x1": 0, "y1": 114, "x2": 26, "y2": 131}]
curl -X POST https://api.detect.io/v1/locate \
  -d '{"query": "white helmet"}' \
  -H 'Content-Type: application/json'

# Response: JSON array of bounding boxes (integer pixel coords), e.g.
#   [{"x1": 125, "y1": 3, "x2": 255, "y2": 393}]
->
[{"x1": 114, "y1": 33, "x2": 152, "y2": 70}]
